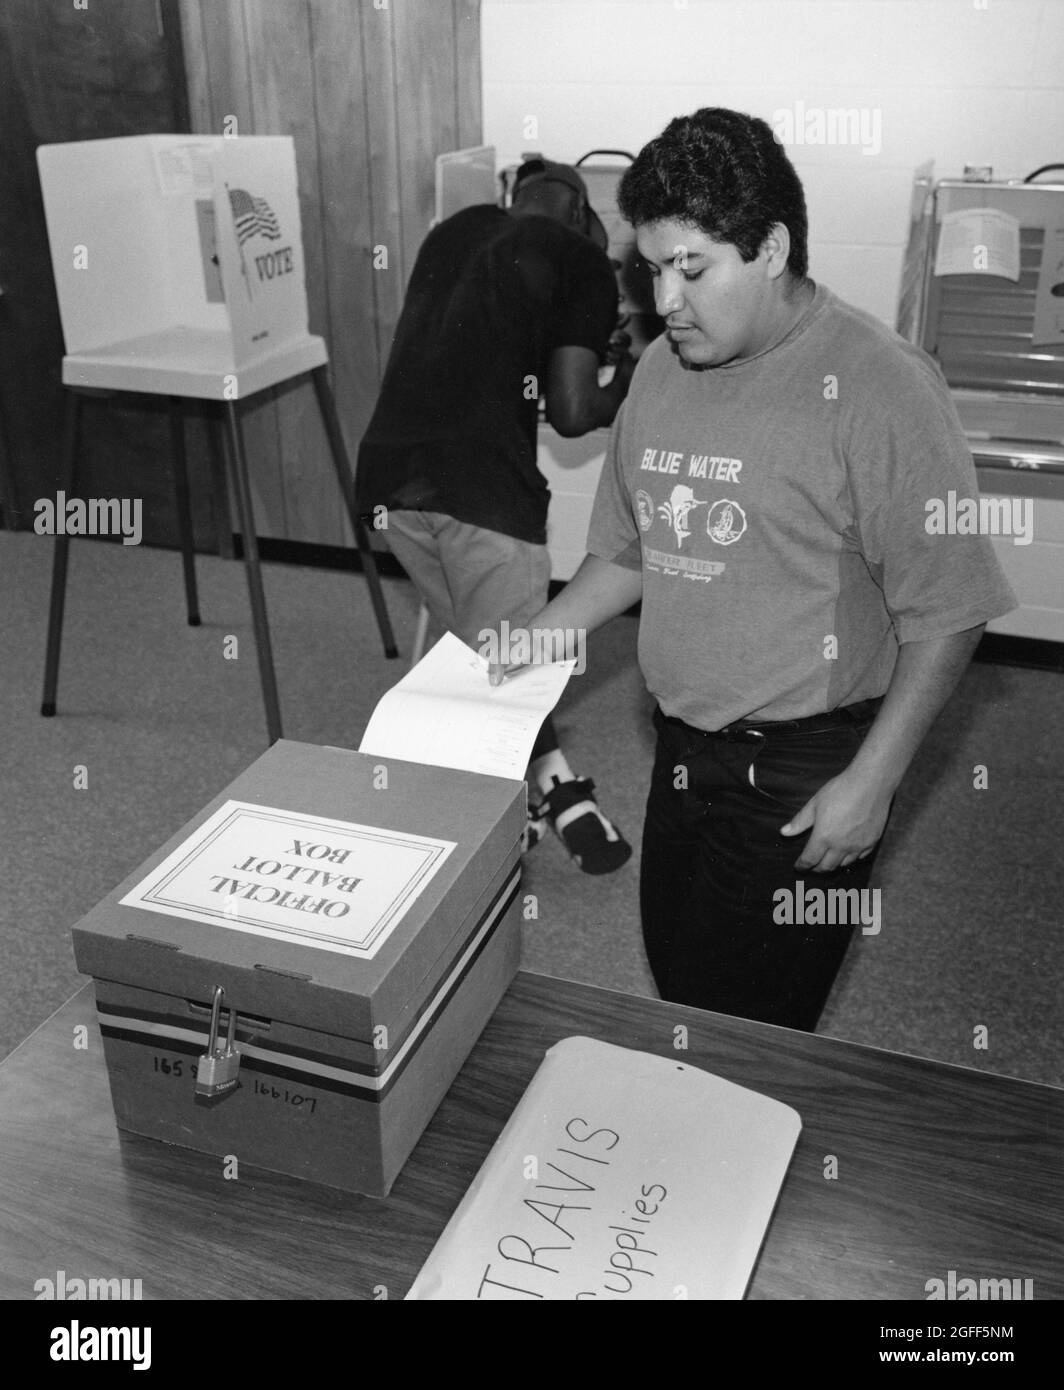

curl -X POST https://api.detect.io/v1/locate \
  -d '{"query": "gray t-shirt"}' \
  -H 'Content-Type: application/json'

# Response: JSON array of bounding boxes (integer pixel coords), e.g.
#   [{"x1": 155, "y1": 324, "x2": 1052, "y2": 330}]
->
[{"x1": 586, "y1": 282, "x2": 1016, "y2": 728}]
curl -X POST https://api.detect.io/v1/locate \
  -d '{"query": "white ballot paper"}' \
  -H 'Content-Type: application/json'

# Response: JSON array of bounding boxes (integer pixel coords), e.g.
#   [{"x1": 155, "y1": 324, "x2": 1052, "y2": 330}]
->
[
  {"x1": 933, "y1": 207, "x2": 1021, "y2": 281},
  {"x1": 406, "y1": 1036, "x2": 802, "y2": 1301},
  {"x1": 359, "y1": 632, "x2": 575, "y2": 781}
]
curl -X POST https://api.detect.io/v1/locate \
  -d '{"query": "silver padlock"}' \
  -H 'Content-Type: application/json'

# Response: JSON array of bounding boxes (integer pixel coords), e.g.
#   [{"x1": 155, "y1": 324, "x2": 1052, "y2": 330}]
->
[{"x1": 195, "y1": 985, "x2": 241, "y2": 1098}]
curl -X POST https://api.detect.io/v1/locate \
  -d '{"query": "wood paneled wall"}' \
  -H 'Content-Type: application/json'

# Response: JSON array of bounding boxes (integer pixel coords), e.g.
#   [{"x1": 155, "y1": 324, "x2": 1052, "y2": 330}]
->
[
  {"x1": 0, "y1": 0, "x2": 222, "y2": 549},
  {"x1": 177, "y1": 0, "x2": 483, "y2": 546}
]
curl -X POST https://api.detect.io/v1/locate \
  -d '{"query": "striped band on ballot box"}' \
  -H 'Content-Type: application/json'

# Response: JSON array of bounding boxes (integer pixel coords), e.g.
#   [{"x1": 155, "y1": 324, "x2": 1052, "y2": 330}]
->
[{"x1": 97, "y1": 867, "x2": 521, "y2": 1104}]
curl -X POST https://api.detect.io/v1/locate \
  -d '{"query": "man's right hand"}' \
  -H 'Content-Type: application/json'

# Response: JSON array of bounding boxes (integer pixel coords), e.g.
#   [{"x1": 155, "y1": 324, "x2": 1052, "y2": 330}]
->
[
  {"x1": 488, "y1": 659, "x2": 525, "y2": 688},
  {"x1": 481, "y1": 620, "x2": 535, "y2": 687},
  {"x1": 485, "y1": 555, "x2": 644, "y2": 688}
]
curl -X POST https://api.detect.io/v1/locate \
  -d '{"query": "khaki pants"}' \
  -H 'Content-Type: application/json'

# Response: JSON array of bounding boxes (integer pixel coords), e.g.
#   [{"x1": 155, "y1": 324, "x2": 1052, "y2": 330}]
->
[
  {"x1": 383, "y1": 510, "x2": 551, "y2": 653},
  {"x1": 383, "y1": 510, "x2": 557, "y2": 759}
]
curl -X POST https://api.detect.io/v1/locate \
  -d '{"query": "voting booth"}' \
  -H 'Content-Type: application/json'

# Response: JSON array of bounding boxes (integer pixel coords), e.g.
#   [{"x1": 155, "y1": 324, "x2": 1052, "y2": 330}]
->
[
  {"x1": 35, "y1": 135, "x2": 397, "y2": 741},
  {"x1": 38, "y1": 134, "x2": 327, "y2": 398},
  {"x1": 71, "y1": 741, "x2": 525, "y2": 1198}
]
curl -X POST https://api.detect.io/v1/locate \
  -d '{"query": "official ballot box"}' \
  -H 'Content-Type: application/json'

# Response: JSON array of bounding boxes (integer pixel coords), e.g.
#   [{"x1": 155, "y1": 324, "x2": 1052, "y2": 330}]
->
[
  {"x1": 37, "y1": 134, "x2": 326, "y2": 397},
  {"x1": 71, "y1": 742, "x2": 526, "y2": 1197}
]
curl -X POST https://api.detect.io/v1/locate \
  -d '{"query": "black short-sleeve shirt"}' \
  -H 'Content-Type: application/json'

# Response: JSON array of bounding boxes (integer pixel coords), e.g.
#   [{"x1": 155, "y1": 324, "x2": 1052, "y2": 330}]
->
[{"x1": 355, "y1": 205, "x2": 617, "y2": 543}]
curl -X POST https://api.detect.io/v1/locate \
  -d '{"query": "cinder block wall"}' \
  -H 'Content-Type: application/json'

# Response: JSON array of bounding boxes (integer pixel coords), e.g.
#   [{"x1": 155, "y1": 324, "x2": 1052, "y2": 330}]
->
[{"x1": 482, "y1": 0, "x2": 1064, "y2": 325}]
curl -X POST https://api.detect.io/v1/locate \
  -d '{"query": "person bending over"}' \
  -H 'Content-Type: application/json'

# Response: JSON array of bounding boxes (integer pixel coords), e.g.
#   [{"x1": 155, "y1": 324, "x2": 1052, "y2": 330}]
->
[{"x1": 357, "y1": 159, "x2": 635, "y2": 874}]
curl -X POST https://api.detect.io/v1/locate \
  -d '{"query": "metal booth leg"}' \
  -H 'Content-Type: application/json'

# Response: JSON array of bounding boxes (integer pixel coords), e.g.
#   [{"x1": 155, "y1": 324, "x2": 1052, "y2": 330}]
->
[
  {"x1": 222, "y1": 401, "x2": 283, "y2": 744},
  {"x1": 206, "y1": 409, "x2": 235, "y2": 560},
  {"x1": 310, "y1": 365, "x2": 399, "y2": 660},
  {"x1": 40, "y1": 391, "x2": 83, "y2": 717},
  {"x1": 168, "y1": 398, "x2": 201, "y2": 626}
]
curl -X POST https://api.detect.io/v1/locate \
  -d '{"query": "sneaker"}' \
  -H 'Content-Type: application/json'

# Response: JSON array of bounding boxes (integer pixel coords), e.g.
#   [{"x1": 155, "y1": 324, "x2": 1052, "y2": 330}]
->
[
  {"x1": 537, "y1": 775, "x2": 632, "y2": 875},
  {"x1": 521, "y1": 808, "x2": 547, "y2": 854}
]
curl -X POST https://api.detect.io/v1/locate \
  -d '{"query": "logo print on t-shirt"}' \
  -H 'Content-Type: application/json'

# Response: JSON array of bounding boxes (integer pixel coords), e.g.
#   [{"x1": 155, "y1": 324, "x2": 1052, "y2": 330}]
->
[
  {"x1": 706, "y1": 498, "x2": 747, "y2": 545},
  {"x1": 635, "y1": 490, "x2": 654, "y2": 531},
  {"x1": 658, "y1": 485, "x2": 707, "y2": 548}
]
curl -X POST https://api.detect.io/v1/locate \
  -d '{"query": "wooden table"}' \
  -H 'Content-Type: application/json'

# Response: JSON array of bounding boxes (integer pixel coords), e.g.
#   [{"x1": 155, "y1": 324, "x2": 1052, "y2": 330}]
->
[{"x1": 0, "y1": 975, "x2": 1060, "y2": 1301}]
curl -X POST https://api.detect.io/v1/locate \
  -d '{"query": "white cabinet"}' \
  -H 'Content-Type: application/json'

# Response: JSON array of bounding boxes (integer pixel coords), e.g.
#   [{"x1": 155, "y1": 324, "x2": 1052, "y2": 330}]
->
[
  {"x1": 538, "y1": 422, "x2": 609, "y2": 580},
  {"x1": 976, "y1": 466, "x2": 1064, "y2": 643}
]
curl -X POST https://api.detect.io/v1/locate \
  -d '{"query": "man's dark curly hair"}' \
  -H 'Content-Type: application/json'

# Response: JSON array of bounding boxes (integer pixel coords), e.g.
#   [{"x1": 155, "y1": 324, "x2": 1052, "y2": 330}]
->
[{"x1": 618, "y1": 108, "x2": 809, "y2": 279}]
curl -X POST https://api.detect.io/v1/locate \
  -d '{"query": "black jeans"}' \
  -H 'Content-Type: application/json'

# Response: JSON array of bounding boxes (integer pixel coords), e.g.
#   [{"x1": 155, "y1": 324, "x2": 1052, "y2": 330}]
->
[{"x1": 640, "y1": 700, "x2": 888, "y2": 1031}]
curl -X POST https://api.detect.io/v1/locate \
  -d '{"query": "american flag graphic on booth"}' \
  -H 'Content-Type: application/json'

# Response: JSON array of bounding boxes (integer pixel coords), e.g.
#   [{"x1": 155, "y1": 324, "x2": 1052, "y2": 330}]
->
[{"x1": 228, "y1": 188, "x2": 282, "y2": 246}]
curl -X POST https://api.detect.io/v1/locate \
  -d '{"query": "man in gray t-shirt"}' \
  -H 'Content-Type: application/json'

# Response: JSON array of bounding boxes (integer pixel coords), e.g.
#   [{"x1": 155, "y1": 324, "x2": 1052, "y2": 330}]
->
[
  {"x1": 590, "y1": 281, "x2": 1014, "y2": 727},
  {"x1": 491, "y1": 108, "x2": 1016, "y2": 1030}
]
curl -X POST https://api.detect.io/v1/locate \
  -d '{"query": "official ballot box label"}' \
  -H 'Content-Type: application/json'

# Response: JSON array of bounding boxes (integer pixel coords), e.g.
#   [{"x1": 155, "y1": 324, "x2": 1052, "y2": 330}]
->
[
  {"x1": 118, "y1": 800, "x2": 456, "y2": 959},
  {"x1": 72, "y1": 741, "x2": 526, "y2": 1196}
]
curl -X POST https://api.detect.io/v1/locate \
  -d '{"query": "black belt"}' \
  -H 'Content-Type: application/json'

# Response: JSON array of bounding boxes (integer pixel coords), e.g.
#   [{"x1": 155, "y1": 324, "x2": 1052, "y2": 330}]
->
[{"x1": 657, "y1": 696, "x2": 885, "y2": 742}]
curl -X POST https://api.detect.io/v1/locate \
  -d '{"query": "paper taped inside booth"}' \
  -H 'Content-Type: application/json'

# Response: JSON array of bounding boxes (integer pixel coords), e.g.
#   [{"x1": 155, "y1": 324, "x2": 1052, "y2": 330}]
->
[{"x1": 406, "y1": 1036, "x2": 802, "y2": 1301}]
